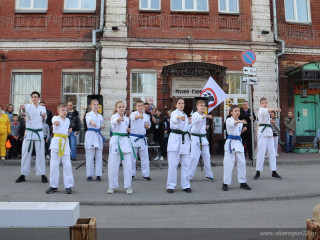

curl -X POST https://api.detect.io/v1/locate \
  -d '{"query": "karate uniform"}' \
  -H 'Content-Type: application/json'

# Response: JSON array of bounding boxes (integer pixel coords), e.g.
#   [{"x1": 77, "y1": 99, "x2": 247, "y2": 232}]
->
[
  {"x1": 256, "y1": 107, "x2": 277, "y2": 172},
  {"x1": 189, "y1": 112, "x2": 213, "y2": 180},
  {"x1": 108, "y1": 113, "x2": 133, "y2": 189},
  {"x1": 21, "y1": 104, "x2": 46, "y2": 176},
  {"x1": 129, "y1": 111, "x2": 151, "y2": 178},
  {"x1": 223, "y1": 117, "x2": 247, "y2": 185},
  {"x1": 49, "y1": 116, "x2": 74, "y2": 189},
  {"x1": 85, "y1": 111, "x2": 104, "y2": 177},
  {"x1": 166, "y1": 109, "x2": 191, "y2": 190}
]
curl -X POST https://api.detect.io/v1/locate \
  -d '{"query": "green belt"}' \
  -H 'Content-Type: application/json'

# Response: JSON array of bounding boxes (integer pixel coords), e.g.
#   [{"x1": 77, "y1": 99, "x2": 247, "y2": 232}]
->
[
  {"x1": 26, "y1": 128, "x2": 42, "y2": 152},
  {"x1": 112, "y1": 132, "x2": 137, "y2": 161},
  {"x1": 260, "y1": 124, "x2": 272, "y2": 133},
  {"x1": 191, "y1": 133, "x2": 207, "y2": 150},
  {"x1": 171, "y1": 129, "x2": 189, "y2": 144}
]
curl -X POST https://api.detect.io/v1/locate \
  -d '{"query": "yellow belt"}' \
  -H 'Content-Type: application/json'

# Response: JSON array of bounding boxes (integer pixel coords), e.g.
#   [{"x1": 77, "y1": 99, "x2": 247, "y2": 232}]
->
[{"x1": 54, "y1": 133, "x2": 68, "y2": 157}]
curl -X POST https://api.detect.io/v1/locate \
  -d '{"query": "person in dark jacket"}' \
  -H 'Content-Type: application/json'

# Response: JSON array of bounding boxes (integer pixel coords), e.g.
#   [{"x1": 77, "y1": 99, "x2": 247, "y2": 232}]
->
[
  {"x1": 239, "y1": 101, "x2": 256, "y2": 161},
  {"x1": 40, "y1": 101, "x2": 53, "y2": 131},
  {"x1": 67, "y1": 101, "x2": 81, "y2": 161},
  {"x1": 152, "y1": 108, "x2": 165, "y2": 160}
]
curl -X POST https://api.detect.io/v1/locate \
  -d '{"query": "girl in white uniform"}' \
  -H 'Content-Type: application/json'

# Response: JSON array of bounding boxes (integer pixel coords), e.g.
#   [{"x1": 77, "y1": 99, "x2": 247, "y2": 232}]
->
[
  {"x1": 222, "y1": 105, "x2": 251, "y2": 191},
  {"x1": 166, "y1": 98, "x2": 191, "y2": 193},
  {"x1": 108, "y1": 101, "x2": 134, "y2": 195},
  {"x1": 46, "y1": 103, "x2": 74, "y2": 194},
  {"x1": 189, "y1": 100, "x2": 214, "y2": 182},
  {"x1": 85, "y1": 99, "x2": 105, "y2": 182},
  {"x1": 254, "y1": 98, "x2": 282, "y2": 180},
  {"x1": 130, "y1": 100, "x2": 151, "y2": 181}
]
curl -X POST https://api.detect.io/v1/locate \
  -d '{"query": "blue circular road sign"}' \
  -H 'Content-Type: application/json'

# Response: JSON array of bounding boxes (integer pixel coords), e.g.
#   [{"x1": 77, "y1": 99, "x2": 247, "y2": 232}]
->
[{"x1": 241, "y1": 50, "x2": 256, "y2": 65}]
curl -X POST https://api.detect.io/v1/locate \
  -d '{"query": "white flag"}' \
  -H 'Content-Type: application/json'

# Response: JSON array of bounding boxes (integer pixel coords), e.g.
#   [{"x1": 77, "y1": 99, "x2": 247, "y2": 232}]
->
[{"x1": 200, "y1": 76, "x2": 227, "y2": 113}]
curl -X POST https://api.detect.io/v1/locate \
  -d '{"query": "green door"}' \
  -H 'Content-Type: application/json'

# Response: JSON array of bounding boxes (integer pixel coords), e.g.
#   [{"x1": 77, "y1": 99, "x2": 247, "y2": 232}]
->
[{"x1": 294, "y1": 95, "x2": 317, "y2": 142}]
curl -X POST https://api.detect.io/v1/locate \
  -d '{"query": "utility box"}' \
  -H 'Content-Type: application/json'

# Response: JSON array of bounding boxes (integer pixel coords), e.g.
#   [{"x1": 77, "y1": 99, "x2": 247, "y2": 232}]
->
[{"x1": 70, "y1": 218, "x2": 97, "y2": 240}]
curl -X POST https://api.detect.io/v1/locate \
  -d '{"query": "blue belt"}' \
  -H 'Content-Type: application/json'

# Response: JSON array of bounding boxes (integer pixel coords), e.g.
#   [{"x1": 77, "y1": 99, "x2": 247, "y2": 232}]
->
[
  {"x1": 130, "y1": 133, "x2": 147, "y2": 145},
  {"x1": 227, "y1": 135, "x2": 242, "y2": 153},
  {"x1": 87, "y1": 128, "x2": 105, "y2": 143}
]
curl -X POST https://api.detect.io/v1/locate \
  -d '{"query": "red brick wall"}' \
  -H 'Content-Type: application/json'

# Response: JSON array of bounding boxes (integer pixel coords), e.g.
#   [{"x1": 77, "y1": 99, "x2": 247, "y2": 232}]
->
[
  {"x1": 127, "y1": 0, "x2": 252, "y2": 41},
  {"x1": 0, "y1": 0, "x2": 101, "y2": 39},
  {"x1": 0, "y1": 49, "x2": 95, "y2": 113}
]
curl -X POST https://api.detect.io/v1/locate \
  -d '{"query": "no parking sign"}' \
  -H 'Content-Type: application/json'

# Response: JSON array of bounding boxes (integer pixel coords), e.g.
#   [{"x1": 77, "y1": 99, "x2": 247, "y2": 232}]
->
[{"x1": 241, "y1": 50, "x2": 256, "y2": 65}]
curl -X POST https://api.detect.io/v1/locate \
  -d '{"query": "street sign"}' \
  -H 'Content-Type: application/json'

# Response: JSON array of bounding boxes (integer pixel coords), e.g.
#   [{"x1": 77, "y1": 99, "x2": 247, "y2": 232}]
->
[
  {"x1": 241, "y1": 50, "x2": 256, "y2": 65},
  {"x1": 242, "y1": 76, "x2": 259, "y2": 85},
  {"x1": 243, "y1": 66, "x2": 257, "y2": 76}
]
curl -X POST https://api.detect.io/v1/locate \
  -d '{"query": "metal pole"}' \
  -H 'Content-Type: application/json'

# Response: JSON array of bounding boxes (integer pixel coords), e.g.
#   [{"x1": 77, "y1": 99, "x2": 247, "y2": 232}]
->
[{"x1": 249, "y1": 85, "x2": 255, "y2": 167}]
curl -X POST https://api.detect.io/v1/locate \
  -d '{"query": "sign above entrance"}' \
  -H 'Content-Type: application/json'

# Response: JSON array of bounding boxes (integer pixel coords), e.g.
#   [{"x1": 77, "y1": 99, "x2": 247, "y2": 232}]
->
[
  {"x1": 241, "y1": 50, "x2": 256, "y2": 65},
  {"x1": 171, "y1": 77, "x2": 207, "y2": 97},
  {"x1": 243, "y1": 67, "x2": 257, "y2": 76}
]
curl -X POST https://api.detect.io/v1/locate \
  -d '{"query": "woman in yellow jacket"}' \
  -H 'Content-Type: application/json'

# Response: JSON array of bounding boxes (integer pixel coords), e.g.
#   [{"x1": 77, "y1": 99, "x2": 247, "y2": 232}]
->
[{"x1": 0, "y1": 105, "x2": 11, "y2": 160}]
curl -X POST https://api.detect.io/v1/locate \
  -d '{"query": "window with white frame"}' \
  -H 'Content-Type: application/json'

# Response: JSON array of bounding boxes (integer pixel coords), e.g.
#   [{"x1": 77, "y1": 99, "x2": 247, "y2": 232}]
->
[
  {"x1": 224, "y1": 73, "x2": 248, "y2": 120},
  {"x1": 130, "y1": 71, "x2": 157, "y2": 110},
  {"x1": 140, "y1": 0, "x2": 161, "y2": 10},
  {"x1": 12, "y1": 73, "x2": 42, "y2": 113},
  {"x1": 171, "y1": 0, "x2": 208, "y2": 12},
  {"x1": 219, "y1": 0, "x2": 239, "y2": 14},
  {"x1": 285, "y1": 0, "x2": 310, "y2": 23},
  {"x1": 15, "y1": 0, "x2": 48, "y2": 11},
  {"x1": 62, "y1": 72, "x2": 93, "y2": 144},
  {"x1": 64, "y1": 0, "x2": 96, "y2": 12}
]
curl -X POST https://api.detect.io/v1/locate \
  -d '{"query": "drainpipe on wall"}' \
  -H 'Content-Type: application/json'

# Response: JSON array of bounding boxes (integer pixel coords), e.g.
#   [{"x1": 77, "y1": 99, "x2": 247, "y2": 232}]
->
[
  {"x1": 92, "y1": 0, "x2": 105, "y2": 94},
  {"x1": 272, "y1": 0, "x2": 285, "y2": 112}
]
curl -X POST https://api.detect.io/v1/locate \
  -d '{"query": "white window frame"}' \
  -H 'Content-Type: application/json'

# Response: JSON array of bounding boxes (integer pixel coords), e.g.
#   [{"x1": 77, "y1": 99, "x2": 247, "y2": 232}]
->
[
  {"x1": 285, "y1": 0, "x2": 311, "y2": 24},
  {"x1": 223, "y1": 72, "x2": 248, "y2": 120},
  {"x1": 171, "y1": 0, "x2": 209, "y2": 12},
  {"x1": 218, "y1": 0, "x2": 239, "y2": 14},
  {"x1": 63, "y1": 0, "x2": 96, "y2": 13},
  {"x1": 139, "y1": 0, "x2": 161, "y2": 11},
  {"x1": 130, "y1": 69, "x2": 157, "y2": 111},
  {"x1": 15, "y1": 0, "x2": 48, "y2": 13}
]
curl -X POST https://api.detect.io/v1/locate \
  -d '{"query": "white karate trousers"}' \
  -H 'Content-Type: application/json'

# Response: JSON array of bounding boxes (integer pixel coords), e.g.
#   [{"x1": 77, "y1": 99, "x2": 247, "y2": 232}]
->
[
  {"x1": 49, "y1": 151, "x2": 74, "y2": 188},
  {"x1": 256, "y1": 136, "x2": 277, "y2": 172},
  {"x1": 223, "y1": 151, "x2": 247, "y2": 185},
  {"x1": 21, "y1": 140, "x2": 45, "y2": 176},
  {"x1": 189, "y1": 144, "x2": 213, "y2": 180},
  {"x1": 108, "y1": 152, "x2": 132, "y2": 189},
  {"x1": 166, "y1": 151, "x2": 191, "y2": 190},
  {"x1": 131, "y1": 147, "x2": 150, "y2": 177},
  {"x1": 85, "y1": 148, "x2": 103, "y2": 177}
]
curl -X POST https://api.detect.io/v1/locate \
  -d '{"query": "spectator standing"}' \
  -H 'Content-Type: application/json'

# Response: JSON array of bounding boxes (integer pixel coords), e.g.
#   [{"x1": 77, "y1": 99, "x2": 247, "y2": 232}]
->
[
  {"x1": 152, "y1": 108, "x2": 165, "y2": 161},
  {"x1": 0, "y1": 106, "x2": 11, "y2": 160},
  {"x1": 313, "y1": 129, "x2": 320, "y2": 153},
  {"x1": 40, "y1": 101, "x2": 53, "y2": 131},
  {"x1": 66, "y1": 102, "x2": 81, "y2": 161},
  {"x1": 163, "y1": 110, "x2": 171, "y2": 157},
  {"x1": 270, "y1": 111, "x2": 280, "y2": 156},
  {"x1": 6, "y1": 104, "x2": 14, "y2": 122},
  {"x1": 144, "y1": 102, "x2": 154, "y2": 140},
  {"x1": 18, "y1": 113, "x2": 26, "y2": 157},
  {"x1": 9, "y1": 114, "x2": 20, "y2": 159},
  {"x1": 284, "y1": 111, "x2": 296, "y2": 153},
  {"x1": 239, "y1": 101, "x2": 256, "y2": 161},
  {"x1": 43, "y1": 121, "x2": 51, "y2": 160}
]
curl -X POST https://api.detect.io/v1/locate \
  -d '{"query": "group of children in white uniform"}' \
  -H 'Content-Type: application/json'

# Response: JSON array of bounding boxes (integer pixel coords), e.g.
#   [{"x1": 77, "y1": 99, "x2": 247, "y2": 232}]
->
[{"x1": 15, "y1": 92, "x2": 282, "y2": 195}]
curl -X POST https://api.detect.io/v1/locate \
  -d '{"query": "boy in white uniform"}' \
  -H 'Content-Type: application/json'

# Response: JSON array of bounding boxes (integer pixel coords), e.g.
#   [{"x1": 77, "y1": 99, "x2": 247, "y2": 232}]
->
[
  {"x1": 222, "y1": 105, "x2": 251, "y2": 191},
  {"x1": 15, "y1": 91, "x2": 48, "y2": 183},
  {"x1": 166, "y1": 98, "x2": 191, "y2": 193},
  {"x1": 130, "y1": 100, "x2": 151, "y2": 181},
  {"x1": 85, "y1": 99, "x2": 105, "y2": 182},
  {"x1": 108, "y1": 101, "x2": 135, "y2": 194},
  {"x1": 46, "y1": 103, "x2": 74, "y2": 194},
  {"x1": 189, "y1": 100, "x2": 214, "y2": 182},
  {"x1": 254, "y1": 98, "x2": 282, "y2": 180}
]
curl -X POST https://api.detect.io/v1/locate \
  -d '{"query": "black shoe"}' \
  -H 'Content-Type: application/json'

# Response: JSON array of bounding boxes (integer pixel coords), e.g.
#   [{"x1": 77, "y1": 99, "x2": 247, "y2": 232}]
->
[
  {"x1": 240, "y1": 183, "x2": 251, "y2": 190},
  {"x1": 142, "y1": 177, "x2": 151, "y2": 181},
  {"x1": 87, "y1": 177, "x2": 92, "y2": 182},
  {"x1": 222, "y1": 184, "x2": 228, "y2": 191},
  {"x1": 167, "y1": 189, "x2": 174, "y2": 193},
  {"x1": 272, "y1": 171, "x2": 282, "y2": 179},
  {"x1": 71, "y1": 158, "x2": 77, "y2": 161},
  {"x1": 249, "y1": 157, "x2": 253, "y2": 161},
  {"x1": 132, "y1": 176, "x2": 135, "y2": 180},
  {"x1": 15, "y1": 175, "x2": 26, "y2": 183},
  {"x1": 253, "y1": 171, "x2": 260, "y2": 180},
  {"x1": 183, "y1": 188, "x2": 192, "y2": 193},
  {"x1": 46, "y1": 187, "x2": 58, "y2": 194},
  {"x1": 66, "y1": 188, "x2": 72, "y2": 194},
  {"x1": 41, "y1": 175, "x2": 48, "y2": 183},
  {"x1": 95, "y1": 176, "x2": 101, "y2": 182}
]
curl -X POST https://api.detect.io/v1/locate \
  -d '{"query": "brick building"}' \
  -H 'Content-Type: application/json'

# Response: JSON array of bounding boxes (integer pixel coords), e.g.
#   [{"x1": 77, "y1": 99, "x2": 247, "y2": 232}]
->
[{"x1": 1, "y1": 0, "x2": 320, "y2": 152}]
